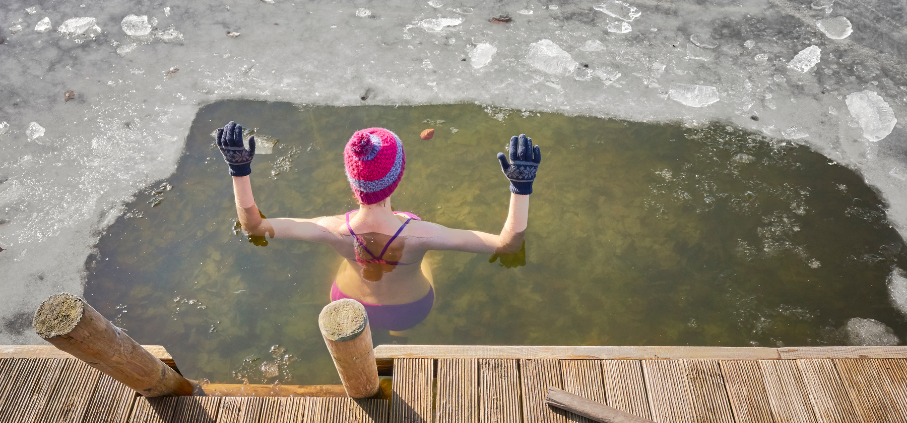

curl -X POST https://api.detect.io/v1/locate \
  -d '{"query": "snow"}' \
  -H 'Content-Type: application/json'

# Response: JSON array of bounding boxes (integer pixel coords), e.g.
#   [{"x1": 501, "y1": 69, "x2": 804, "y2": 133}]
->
[
  {"x1": 787, "y1": 45, "x2": 821, "y2": 73},
  {"x1": 0, "y1": 0, "x2": 906, "y2": 345},
  {"x1": 889, "y1": 268, "x2": 907, "y2": 317},
  {"x1": 594, "y1": 1, "x2": 641, "y2": 22},
  {"x1": 846, "y1": 91, "x2": 897, "y2": 142}
]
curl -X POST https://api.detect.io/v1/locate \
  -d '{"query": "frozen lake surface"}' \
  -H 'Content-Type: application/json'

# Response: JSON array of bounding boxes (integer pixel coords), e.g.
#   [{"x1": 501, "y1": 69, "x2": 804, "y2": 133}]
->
[{"x1": 1, "y1": 0, "x2": 907, "y2": 345}]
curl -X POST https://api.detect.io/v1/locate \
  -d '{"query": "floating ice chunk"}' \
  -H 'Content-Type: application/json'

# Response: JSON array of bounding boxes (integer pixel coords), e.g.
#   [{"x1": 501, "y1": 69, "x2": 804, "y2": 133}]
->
[
  {"x1": 121, "y1": 15, "x2": 152, "y2": 37},
  {"x1": 34, "y1": 17, "x2": 51, "y2": 33},
  {"x1": 261, "y1": 0, "x2": 275, "y2": 4},
  {"x1": 607, "y1": 22, "x2": 631, "y2": 34},
  {"x1": 164, "y1": 7, "x2": 171, "y2": 17},
  {"x1": 787, "y1": 45, "x2": 821, "y2": 73},
  {"x1": 579, "y1": 40, "x2": 605, "y2": 52},
  {"x1": 686, "y1": 44, "x2": 713, "y2": 61},
  {"x1": 889, "y1": 268, "x2": 907, "y2": 316},
  {"x1": 817, "y1": 16, "x2": 852, "y2": 40},
  {"x1": 811, "y1": 0, "x2": 834, "y2": 11},
  {"x1": 156, "y1": 27, "x2": 184, "y2": 43},
  {"x1": 355, "y1": 8, "x2": 371, "y2": 17},
  {"x1": 428, "y1": 0, "x2": 443, "y2": 7},
  {"x1": 469, "y1": 43, "x2": 496, "y2": 69},
  {"x1": 594, "y1": 1, "x2": 641, "y2": 22},
  {"x1": 845, "y1": 318, "x2": 899, "y2": 346},
  {"x1": 846, "y1": 90, "x2": 897, "y2": 142},
  {"x1": 690, "y1": 33, "x2": 717, "y2": 49},
  {"x1": 9, "y1": 20, "x2": 23, "y2": 34},
  {"x1": 594, "y1": 67, "x2": 621, "y2": 85},
  {"x1": 733, "y1": 153, "x2": 755, "y2": 163},
  {"x1": 754, "y1": 53, "x2": 768, "y2": 64},
  {"x1": 518, "y1": 9, "x2": 533, "y2": 15},
  {"x1": 0, "y1": 122, "x2": 9, "y2": 136},
  {"x1": 744, "y1": 39, "x2": 755, "y2": 49},
  {"x1": 525, "y1": 39, "x2": 577, "y2": 76},
  {"x1": 26, "y1": 7, "x2": 37, "y2": 15},
  {"x1": 418, "y1": 17, "x2": 462, "y2": 32},
  {"x1": 26, "y1": 122, "x2": 45, "y2": 141},
  {"x1": 57, "y1": 17, "x2": 101, "y2": 40},
  {"x1": 782, "y1": 127, "x2": 808, "y2": 140},
  {"x1": 116, "y1": 42, "x2": 138, "y2": 56},
  {"x1": 668, "y1": 84, "x2": 719, "y2": 107}
]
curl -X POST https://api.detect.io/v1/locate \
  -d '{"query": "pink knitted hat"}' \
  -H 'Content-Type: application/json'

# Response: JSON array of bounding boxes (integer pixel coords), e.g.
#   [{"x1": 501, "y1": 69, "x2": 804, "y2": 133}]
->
[{"x1": 344, "y1": 128, "x2": 406, "y2": 205}]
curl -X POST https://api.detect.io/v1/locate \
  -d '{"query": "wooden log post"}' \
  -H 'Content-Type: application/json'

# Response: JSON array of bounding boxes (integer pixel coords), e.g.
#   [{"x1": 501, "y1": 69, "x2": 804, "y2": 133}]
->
[
  {"x1": 318, "y1": 299, "x2": 379, "y2": 398},
  {"x1": 32, "y1": 293, "x2": 194, "y2": 397},
  {"x1": 546, "y1": 387, "x2": 656, "y2": 423}
]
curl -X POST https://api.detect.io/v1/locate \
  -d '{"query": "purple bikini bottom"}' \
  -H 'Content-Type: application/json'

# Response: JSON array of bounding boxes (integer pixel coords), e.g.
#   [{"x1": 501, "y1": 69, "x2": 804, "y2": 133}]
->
[{"x1": 330, "y1": 282, "x2": 434, "y2": 331}]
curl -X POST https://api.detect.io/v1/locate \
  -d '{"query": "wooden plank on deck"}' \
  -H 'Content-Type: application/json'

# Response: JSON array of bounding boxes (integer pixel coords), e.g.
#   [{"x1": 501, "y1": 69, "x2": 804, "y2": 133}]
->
[
  {"x1": 436, "y1": 358, "x2": 477, "y2": 423},
  {"x1": 796, "y1": 359, "x2": 859, "y2": 423},
  {"x1": 758, "y1": 359, "x2": 819, "y2": 423},
  {"x1": 686, "y1": 360, "x2": 735, "y2": 423},
  {"x1": 0, "y1": 345, "x2": 178, "y2": 369},
  {"x1": 560, "y1": 360, "x2": 606, "y2": 423},
  {"x1": 82, "y1": 373, "x2": 138, "y2": 423},
  {"x1": 305, "y1": 397, "x2": 386, "y2": 423},
  {"x1": 719, "y1": 360, "x2": 774, "y2": 423},
  {"x1": 778, "y1": 346, "x2": 907, "y2": 359},
  {"x1": 217, "y1": 397, "x2": 264, "y2": 423},
  {"x1": 479, "y1": 359, "x2": 521, "y2": 423},
  {"x1": 874, "y1": 359, "x2": 907, "y2": 416},
  {"x1": 390, "y1": 358, "x2": 433, "y2": 423},
  {"x1": 259, "y1": 397, "x2": 309, "y2": 423},
  {"x1": 833, "y1": 359, "x2": 902, "y2": 423},
  {"x1": 38, "y1": 359, "x2": 103, "y2": 423},
  {"x1": 376, "y1": 345, "x2": 780, "y2": 361},
  {"x1": 173, "y1": 396, "x2": 221, "y2": 423},
  {"x1": 520, "y1": 359, "x2": 567, "y2": 423},
  {"x1": 600, "y1": 360, "x2": 651, "y2": 420},
  {"x1": 3, "y1": 357, "x2": 67, "y2": 423},
  {"x1": 642, "y1": 360, "x2": 694, "y2": 423},
  {"x1": 130, "y1": 396, "x2": 180, "y2": 423}
]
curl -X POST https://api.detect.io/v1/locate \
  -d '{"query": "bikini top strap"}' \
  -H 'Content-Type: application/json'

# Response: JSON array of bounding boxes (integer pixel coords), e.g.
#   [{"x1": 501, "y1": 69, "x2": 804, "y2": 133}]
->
[
  {"x1": 346, "y1": 211, "x2": 379, "y2": 260},
  {"x1": 378, "y1": 217, "x2": 413, "y2": 259}
]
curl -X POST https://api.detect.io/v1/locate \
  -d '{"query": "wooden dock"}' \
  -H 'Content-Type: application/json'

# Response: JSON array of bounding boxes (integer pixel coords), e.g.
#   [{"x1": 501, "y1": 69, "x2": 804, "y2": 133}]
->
[{"x1": 2, "y1": 345, "x2": 906, "y2": 422}]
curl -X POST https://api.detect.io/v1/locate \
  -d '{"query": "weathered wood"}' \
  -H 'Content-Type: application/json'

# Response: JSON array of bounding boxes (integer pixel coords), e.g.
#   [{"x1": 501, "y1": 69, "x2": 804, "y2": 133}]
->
[
  {"x1": 560, "y1": 360, "x2": 607, "y2": 423},
  {"x1": 546, "y1": 387, "x2": 656, "y2": 423},
  {"x1": 319, "y1": 299, "x2": 380, "y2": 398},
  {"x1": 172, "y1": 397, "x2": 221, "y2": 423},
  {"x1": 520, "y1": 359, "x2": 567, "y2": 423},
  {"x1": 778, "y1": 346, "x2": 907, "y2": 359},
  {"x1": 600, "y1": 360, "x2": 652, "y2": 421},
  {"x1": 642, "y1": 360, "x2": 695, "y2": 423},
  {"x1": 390, "y1": 358, "x2": 433, "y2": 423},
  {"x1": 33, "y1": 293, "x2": 193, "y2": 397},
  {"x1": 130, "y1": 396, "x2": 180, "y2": 422},
  {"x1": 758, "y1": 359, "x2": 819, "y2": 423},
  {"x1": 685, "y1": 360, "x2": 735, "y2": 423},
  {"x1": 217, "y1": 397, "x2": 264, "y2": 423},
  {"x1": 873, "y1": 359, "x2": 907, "y2": 417},
  {"x1": 82, "y1": 373, "x2": 138, "y2": 423},
  {"x1": 796, "y1": 359, "x2": 859, "y2": 423},
  {"x1": 376, "y1": 345, "x2": 781, "y2": 360},
  {"x1": 0, "y1": 344, "x2": 178, "y2": 370},
  {"x1": 259, "y1": 397, "x2": 308, "y2": 423},
  {"x1": 833, "y1": 359, "x2": 902, "y2": 423},
  {"x1": 37, "y1": 359, "x2": 103, "y2": 423},
  {"x1": 198, "y1": 383, "x2": 347, "y2": 397},
  {"x1": 436, "y1": 358, "x2": 477, "y2": 423},
  {"x1": 719, "y1": 360, "x2": 774, "y2": 423},
  {"x1": 9, "y1": 358, "x2": 67, "y2": 423},
  {"x1": 479, "y1": 359, "x2": 521, "y2": 423},
  {"x1": 305, "y1": 397, "x2": 387, "y2": 423}
]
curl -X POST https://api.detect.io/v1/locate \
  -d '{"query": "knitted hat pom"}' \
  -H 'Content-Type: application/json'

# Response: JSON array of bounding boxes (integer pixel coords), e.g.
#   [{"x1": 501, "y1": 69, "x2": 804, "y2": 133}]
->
[{"x1": 344, "y1": 128, "x2": 405, "y2": 205}]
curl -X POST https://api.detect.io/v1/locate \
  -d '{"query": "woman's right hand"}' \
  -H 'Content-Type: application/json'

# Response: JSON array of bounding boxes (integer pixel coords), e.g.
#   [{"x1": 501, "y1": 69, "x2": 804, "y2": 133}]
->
[
  {"x1": 497, "y1": 134, "x2": 541, "y2": 195},
  {"x1": 216, "y1": 121, "x2": 256, "y2": 177}
]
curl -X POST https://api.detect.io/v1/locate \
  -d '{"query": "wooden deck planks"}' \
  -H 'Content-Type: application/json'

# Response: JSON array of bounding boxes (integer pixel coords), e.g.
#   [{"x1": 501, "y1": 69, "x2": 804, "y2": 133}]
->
[
  {"x1": 758, "y1": 359, "x2": 819, "y2": 423},
  {"x1": 795, "y1": 359, "x2": 859, "y2": 423},
  {"x1": 376, "y1": 345, "x2": 781, "y2": 361},
  {"x1": 833, "y1": 359, "x2": 902, "y2": 423},
  {"x1": 642, "y1": 360, "x2": 695, "y2": 423},
  {"x1": 874, "y1": 358, "x2": 907, "y2": 417},
  {"x1": 479, "y1": 359, "x2": 522, "y2": 423},
  {"x1": 686, "y1": 360, "x2": 736, "y2": 423},
  {"x1": 304, "y1": 397, "x2": 386, "y2": 423},
  {"x1": 600, "y1": 360, "x2": 652, "y2": 421},
  {"x1": 520, "y1": 359, "x2": 568, "y2": 423},
  {"x1": 82, "y1": 374, "x2": 138, "y2": 423},
  {"x1": 38, "y1": 359, "x2": 103, "y2": 423},
  {"x1": 390, "y1": 358, "x2": 433, "y2": 423},
  {"x1": 130, "y1": 396, "x2": 180, "y2": 423},
  {"x1": 560, "y1": 360, "x2": 606, "y2": 423},
  {"x1": 719, "y1": 360, "x2": 774, "y2": 423},
  {"x1": 259, "y1": 397, "x2": 308, "y2": 423},
  {"x1": 436, "y1": 358, "x2": 477, "y2": 423}
]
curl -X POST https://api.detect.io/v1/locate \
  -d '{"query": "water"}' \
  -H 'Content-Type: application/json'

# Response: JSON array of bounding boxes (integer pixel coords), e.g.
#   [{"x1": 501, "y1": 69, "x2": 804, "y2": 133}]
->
[{"x1": 85, "y1": 101, "x2": 907, "y2": 385}]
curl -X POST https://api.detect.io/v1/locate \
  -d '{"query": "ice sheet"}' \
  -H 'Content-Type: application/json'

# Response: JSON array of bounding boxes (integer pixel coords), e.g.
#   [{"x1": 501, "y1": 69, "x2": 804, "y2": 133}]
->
[{"x1": 1, "y1": 0, "x2": 906, "y2": 343}]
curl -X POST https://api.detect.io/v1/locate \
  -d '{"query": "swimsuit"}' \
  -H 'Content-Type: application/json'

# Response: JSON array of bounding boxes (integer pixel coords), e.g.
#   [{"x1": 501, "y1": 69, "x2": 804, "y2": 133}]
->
[{"x1": 332, "y1": 210, "x2": 434, "y2": 331}]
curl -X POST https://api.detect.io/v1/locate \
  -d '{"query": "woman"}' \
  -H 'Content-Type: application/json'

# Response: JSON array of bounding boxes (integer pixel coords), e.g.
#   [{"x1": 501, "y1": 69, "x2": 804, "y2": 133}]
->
[{"x1": 216, "y1": 121, "x2": 541, "y2": 333}]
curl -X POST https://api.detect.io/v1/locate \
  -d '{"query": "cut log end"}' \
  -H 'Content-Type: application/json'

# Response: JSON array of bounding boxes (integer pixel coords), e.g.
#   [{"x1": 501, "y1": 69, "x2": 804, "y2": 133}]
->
[
  {"x1": 33, "y1": 293, "x2": 84, "y2": 339},
  {"x1": 318, "y1": 299, "x2": 368, "y2": 342}
]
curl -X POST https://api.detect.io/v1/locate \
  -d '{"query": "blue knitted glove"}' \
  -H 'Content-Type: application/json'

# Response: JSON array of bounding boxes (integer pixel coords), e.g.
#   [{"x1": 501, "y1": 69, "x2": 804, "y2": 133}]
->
[
  {"x1": 497, "y1": 134, "x2": 541, "y2": 195},
  {"x1": 216, "y1": 121, "x2": 255, "y2": 177}
]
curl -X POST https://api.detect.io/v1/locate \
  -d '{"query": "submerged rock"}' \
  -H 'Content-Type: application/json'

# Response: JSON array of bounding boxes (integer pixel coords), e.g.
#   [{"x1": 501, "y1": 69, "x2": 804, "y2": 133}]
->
[
  {"x1": 526, "y1": 39, "x2": 577, "y2": 76},
  {"x1": 846, "y1": 90, "x2": 897, "y2": 142}
]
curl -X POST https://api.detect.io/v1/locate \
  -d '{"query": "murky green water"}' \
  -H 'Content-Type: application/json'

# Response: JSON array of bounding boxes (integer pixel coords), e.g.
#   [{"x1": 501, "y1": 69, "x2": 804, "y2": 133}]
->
[{"x1": 85, "y1": 101, "x2": 907, "y2": 385}]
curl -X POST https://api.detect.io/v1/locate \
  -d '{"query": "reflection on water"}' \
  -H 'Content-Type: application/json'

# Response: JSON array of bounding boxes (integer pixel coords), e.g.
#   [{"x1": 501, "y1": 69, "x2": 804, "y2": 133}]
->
[{"x1": 85, "y1": 102, "x2": 907, "y2": 385}]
